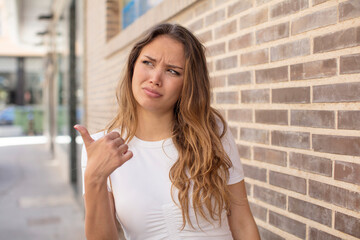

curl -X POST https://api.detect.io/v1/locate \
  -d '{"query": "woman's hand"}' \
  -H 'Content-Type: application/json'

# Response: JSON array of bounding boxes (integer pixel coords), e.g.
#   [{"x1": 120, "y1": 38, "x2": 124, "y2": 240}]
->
[{"x1": 74, "y1": 125, "x2": 133, "y2": 183}]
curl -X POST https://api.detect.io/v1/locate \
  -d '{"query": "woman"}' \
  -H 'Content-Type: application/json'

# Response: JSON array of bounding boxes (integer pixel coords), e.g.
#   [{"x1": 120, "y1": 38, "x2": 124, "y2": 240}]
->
[{"x1": 75, "y1": 23, "x2": 260, "y2": 240}]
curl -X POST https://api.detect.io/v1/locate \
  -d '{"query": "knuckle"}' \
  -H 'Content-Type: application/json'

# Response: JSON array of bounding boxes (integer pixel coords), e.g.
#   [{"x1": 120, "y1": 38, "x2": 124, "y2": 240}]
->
[
  {"x1": 119, "y1": 144, "x2": 128, "y2": 153},
  {"x1": 122, "y1": 144, "x2": 129, "y2": 151},
  {"x1": 110, "y1": 131, "x2": 120, "y2": 138}
]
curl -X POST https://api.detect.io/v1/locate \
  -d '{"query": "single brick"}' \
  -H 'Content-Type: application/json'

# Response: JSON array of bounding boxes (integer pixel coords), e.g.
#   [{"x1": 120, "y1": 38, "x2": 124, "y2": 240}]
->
[
  {"x1": 340, "y1": 53, "x2": 360, "y2": 74},
  {"x1": 272, "y1": 87, "x2": 310, "y2": 103},
  {"x1": 228, "y1": 109, "x2": 252, "y2": 122},
  {"x1": 240, "y1": 7, "x2": 268, "y2": 29},
  {"x1": 255, "y1": 66, "x2": 288, "y2": 84},
  {"x1": 256, "y1": 22, "x2": 289, "y2": 44},
  {"x1": 309, "y1": 228, "x2": 342, "y2": 240},
  {"x1": 271, "y1": 38, "x2": 310, "y2": 62},
  {"x1": 243, "y1": 164, "x2": 267, "y2": 182},
  {"x1": 335, "y1": 161, "x2": 360, "y2": 185},
  {"x1": 313, "y1": 134, "x2": 360, "y2": 156},
  {"x1": 216, "y1": 92, "x2": 239, "y2": 104},
  {"x1": 255, "y1": 109, "x2": 288, "y2": 125},
  {"x1": 254, "y1": 146, "x2": 287, "y2": 166},
  {"x1": 249, "y1": 202, "x2": 267, "y2": 221},
  {"x1": 253, "y1": 185, "x2": 287, "y2": 209},
  {"x1": 188, "y1": 18, "x2": 203, "y2": 32},
  {"x1": 205, "y1": 9, "x2": 225, "y2": 27},
  {"x1": 288, "y1": 197, "x2": 332, "y2": 226},
  {"x1": 269, "y1": 211, "x2": 306, "y2": 239},
  {"x1": 241, "y1": 89, "x2": 270, "y2": 103},
  {"x1": 240, "y1": 127, "x2": 269, "y2": 144},
  {"x1": 335, "y1": 212, "x2": 360, "y2": 238},
  {"x1": 237, "y1": 144, "x2": 251, "y2": 159},
  {"x1": 196, "y1": 30, "x2": 212, "y2": 43},
  {"x1": 291, "y1": 110, "x2": 335, "y2": 129},
  {"x1": 258, "y1": 226, "x2": 285, "y2": 240},
  {"x1": 272, "y1": 130, "x2": 310, "y2": 149},
  {"x1": 291, "y1": 7, "x2": 337, "y2": 35},
  {"x1": 229, "y1": 33, "x2": 253, "y2": 51},
  {"x1": 210, "y1": 75, "x2": 226, "y2": 88},
  {"x1": 227, "y1": 1, "x2": 253, "y2": 17},
  {"x1": 215, "y1": 55, "x2": 238, "y2": 70},
  {"x1": 309, "y1": 180, "x2": 360, "y2": 212},
  {"x1": 289, "y1": 152, "x2": 332, "y2": 176},
  {"x1": 214, "y1": 20, "x2": 237, "y2": 39},
  {"x1": 313, "y1": 82, "x2": 360, "y2": 103},
  {"x1": 241, "y1": 49, "x2": 269, "y2": 66},
  {"x1": 290, "y1": 58, "x2": 337, "y2": 80},
  {"x1": 271, "y1": 0, "x2": 308, "y2": 19},
  {"x1": 270, "y1": 171, "x2": 307, "y2": 194},
  {"x1": 339, "y1": 0, "x2": 360, "y2": 22},
  {"x1": 207, "y1": 42, "x2": 225, "y2": 57},
  {"x1": 338, "y1": 110, "x2": 360, "y2": 130},
  {"x1": 313, "y1": 27, "x2": 360, "y2": 53},
  {"x1": 228, "y1": 71, "x2": 252, "y2": 86}
]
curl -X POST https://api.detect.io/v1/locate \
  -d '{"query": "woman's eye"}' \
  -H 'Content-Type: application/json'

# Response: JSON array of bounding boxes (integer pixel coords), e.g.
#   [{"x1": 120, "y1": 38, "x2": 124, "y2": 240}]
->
[
  {"x1": 168, "y1": 69, "x2": 180, "y2": 76},
  {"x1": 142, "y1": 60, "x2": 153, "y2": 66}
]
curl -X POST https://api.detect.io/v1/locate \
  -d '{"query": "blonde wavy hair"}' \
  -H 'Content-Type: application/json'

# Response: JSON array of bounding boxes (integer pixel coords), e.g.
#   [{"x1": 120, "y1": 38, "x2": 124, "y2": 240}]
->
[{"x1": 105, "y1": 23, "x2": 232, "y2": 228}]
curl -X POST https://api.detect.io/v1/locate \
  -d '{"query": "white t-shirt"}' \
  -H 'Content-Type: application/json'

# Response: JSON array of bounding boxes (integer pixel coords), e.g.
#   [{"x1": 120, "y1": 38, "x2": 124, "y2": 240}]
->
[{"x1": 81, "y1": 125, "x2": 244, "y2": 240}]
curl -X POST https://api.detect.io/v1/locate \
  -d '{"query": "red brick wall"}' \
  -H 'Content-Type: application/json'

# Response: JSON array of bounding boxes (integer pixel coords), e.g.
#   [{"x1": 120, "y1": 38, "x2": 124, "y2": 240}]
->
[{"x1": 85, "y1": 0, "x2": 360, "y2": 239}]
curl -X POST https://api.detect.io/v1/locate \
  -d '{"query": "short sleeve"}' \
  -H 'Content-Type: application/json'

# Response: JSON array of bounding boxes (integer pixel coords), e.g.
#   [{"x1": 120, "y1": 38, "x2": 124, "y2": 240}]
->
[
  {"x1": 81, "y1": 131, "x2": 112, "y2": 195},
  {"x1": 220, "y1": 124, "x2": 244, "y2": 185}
]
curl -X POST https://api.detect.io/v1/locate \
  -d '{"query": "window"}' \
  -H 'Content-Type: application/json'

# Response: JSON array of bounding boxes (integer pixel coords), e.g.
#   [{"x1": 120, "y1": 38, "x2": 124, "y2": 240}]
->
[
  {"x1": 121, "y1": 0, "x2": 163, "y2": 28},
  {"x1": 106, "y1": 0, "x2": 164, "y2": 41}
]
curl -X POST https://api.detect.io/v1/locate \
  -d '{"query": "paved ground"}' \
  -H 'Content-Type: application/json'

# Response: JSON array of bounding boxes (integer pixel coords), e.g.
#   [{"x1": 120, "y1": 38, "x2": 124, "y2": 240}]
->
[{"x1": 0, "y1": 143, "x2": 85, "y2": 240}]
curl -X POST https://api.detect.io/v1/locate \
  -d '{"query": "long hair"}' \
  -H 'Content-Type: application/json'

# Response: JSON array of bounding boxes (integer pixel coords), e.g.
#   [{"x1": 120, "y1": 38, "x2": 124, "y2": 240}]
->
[{"x1": 105, "y1": 23, "x2": 232, "y2": 228}]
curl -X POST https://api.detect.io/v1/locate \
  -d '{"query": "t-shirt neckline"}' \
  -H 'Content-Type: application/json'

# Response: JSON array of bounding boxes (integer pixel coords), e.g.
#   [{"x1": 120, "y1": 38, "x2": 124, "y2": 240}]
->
[{"x1": 131, "y1": 135, "x2": 173, "y2": 148}]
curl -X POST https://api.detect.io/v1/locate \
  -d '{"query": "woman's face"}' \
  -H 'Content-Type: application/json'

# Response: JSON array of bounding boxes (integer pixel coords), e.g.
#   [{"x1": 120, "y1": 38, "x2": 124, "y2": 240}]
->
[{"x1": 132, "y1": 35, "x2": 185, "y2": 116}]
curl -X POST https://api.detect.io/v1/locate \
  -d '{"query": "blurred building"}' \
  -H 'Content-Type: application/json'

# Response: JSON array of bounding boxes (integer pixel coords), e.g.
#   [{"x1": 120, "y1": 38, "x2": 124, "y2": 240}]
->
[
  {"x1": 79, "y1": 0, "x2": 360, "y2": 239},
  {"x1": 39, "y1": 0, "x2": 85, "y2": 199},
  {"x1": 0, "y1": 0, "x2": 85, "y2": 198},
  {"x1": 0, "y1": 0, "x2": 50, "y2": 136}
]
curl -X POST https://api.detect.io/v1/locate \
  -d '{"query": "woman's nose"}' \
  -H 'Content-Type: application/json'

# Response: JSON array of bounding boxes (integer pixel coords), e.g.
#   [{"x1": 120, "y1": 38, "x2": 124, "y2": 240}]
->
[{"x1": 149, "y1": 69, "x2": 162, "y2": 86}]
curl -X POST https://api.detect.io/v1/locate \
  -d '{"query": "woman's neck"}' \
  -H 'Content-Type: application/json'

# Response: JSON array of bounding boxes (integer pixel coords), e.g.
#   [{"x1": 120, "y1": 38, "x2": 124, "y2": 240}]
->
[{"x1": 135, "y1": 109, "x2": 174, "y2": 141}]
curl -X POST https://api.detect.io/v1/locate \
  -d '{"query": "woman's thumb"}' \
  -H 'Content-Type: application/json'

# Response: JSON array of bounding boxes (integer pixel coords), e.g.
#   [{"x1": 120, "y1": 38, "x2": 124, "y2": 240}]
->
[{"x1": 74, "y1": 124, "x2": 94, "y2": 148}]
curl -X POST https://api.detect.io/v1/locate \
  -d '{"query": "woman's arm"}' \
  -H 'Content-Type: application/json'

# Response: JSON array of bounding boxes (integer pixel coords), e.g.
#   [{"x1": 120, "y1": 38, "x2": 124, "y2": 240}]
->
[
  {"x1": 75, "y1": 125, "x2": 132, "y2": 240},
  {"x1": 84, "y1": 178, "x2": 119, "y2": 240},
  {"x1": 227, "y1": 180, "x2": 260, "y2": 240}
]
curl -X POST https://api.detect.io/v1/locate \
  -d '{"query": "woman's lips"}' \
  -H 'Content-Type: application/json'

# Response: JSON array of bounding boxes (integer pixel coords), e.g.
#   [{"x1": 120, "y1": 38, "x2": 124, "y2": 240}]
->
[{"x1": 143, "y1": 87, "x2": 162, "y2": 98}]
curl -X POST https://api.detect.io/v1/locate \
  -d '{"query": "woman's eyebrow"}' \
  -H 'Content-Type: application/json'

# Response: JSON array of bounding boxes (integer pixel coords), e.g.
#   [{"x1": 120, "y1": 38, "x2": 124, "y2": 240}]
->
[{"x1": 144, "y1": 55, "x2": 183, "y2": 70}]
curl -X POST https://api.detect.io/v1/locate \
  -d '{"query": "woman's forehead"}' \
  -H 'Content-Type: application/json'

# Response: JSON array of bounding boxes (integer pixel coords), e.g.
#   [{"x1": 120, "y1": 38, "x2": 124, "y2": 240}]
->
[{"x1": 139, "y1": 36, "x2": 185, "y2": 65}]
